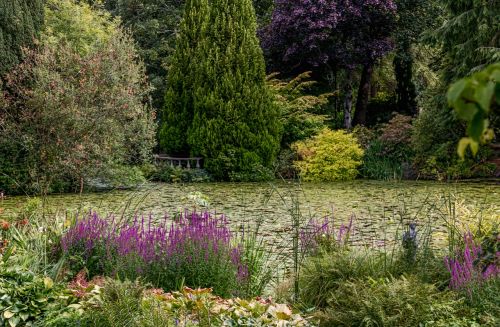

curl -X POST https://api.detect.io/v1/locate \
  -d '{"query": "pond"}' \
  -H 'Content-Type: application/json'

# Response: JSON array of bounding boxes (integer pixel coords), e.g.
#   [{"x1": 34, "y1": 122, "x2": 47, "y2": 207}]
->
[{"x1": 1, "y1": 180, "x2": 499, "y2": 265}]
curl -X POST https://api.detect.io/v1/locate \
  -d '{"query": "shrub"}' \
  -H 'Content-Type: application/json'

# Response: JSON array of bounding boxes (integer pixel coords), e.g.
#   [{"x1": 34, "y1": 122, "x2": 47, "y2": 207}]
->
[
  {"x1": 316, "y1": 276, "x2": 465, "y2": 327},
  {"x1": 60, "y1": 211, "x2": 264, "y2": 298},
  {"x1": 360, "y1": 114, "x2": 415, "y2": 180},
  {"x1": 274, "y1": 148, "x2": 299, "y2": 179},
  {"x1": 292, "y1": 129, "x2": 364, "y2": 181},
  {"x1": 267, "y1": 72, "x2": 330, "y2": 147},
  {"x1": 154, "y1": 166, "x2": 212, "y2": 183},
  {"x1": 352, "y1": 125, "x2": 377, "y2": 149},
  {"x1": 0, "y1": 0, "x2": 156, "y2": 194}
]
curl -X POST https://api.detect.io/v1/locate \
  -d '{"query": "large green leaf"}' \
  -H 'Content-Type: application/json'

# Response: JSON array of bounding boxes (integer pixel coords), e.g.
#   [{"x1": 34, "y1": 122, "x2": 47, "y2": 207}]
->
[
  {"x1": 447, "y1": 79, "x2": 468, "y2": 105},
  {"x1": 476, "y1": 81, "x2": 495, "y2": 113}
]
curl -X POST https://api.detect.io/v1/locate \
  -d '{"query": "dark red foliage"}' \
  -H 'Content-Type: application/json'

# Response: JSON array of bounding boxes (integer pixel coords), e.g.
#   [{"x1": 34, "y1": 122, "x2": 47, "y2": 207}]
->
[{"x1": 261, "y1": 0, "x2": 397, "y2": 73}]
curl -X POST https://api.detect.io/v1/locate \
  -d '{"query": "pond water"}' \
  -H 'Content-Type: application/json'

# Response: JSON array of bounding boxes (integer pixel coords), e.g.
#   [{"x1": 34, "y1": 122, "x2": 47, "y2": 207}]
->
[
  {"x1": 1, "y1": 180, "x2": 499, "y2": 263},
  {"x1": 0, "y1": 180, "x2": 500, "y2": 270}
]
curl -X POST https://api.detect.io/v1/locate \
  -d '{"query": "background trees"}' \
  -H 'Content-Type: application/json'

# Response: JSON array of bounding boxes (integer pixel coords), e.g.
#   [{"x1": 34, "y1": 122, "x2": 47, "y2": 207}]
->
[
  {"x1": 261, "y1": 0, "x2": 397, "y2": 128},
  {"x1": 412, "y1": 0, "x2": 500, "y2": 178},
  {"x1": 88, "y1": 0, "x2": 185, "y2": 110},
  {"x1": 160, "y1": 0, "x2": 281, "y2": 181},
  {"x1": 0, "y1": 0, "x2": 45, "y2": 76}
]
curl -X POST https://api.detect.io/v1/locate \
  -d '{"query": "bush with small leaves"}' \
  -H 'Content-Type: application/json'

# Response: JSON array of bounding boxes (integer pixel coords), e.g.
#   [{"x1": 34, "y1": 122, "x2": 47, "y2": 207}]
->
[{"x1": 292, "y1": 129, "x2": 364, "y2": 181}]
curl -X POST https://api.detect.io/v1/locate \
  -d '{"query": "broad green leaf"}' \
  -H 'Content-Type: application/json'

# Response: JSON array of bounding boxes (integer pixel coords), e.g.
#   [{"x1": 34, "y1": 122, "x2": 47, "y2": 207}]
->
[
  {"x1": 8, "y1": 316, "x2": 20, "y2": 327},
  {"x1": 19, "y1": 312, "x2": 29, "y2": 321},
  {"x1": 476, "y1": 81, "x2": 495, "y2": 112},
  {"x1": 469, "y1": 140, "x2": 479, "y2": 156},
  {"x1": 454, "y1": 100, "x2": 478, "y2": 121},
  {"x1": 447, "y1": 79, "x2": 468, "y2": 105},
  {"x1": 467, "y1": 114, "x2": 486, "y2": 141}
]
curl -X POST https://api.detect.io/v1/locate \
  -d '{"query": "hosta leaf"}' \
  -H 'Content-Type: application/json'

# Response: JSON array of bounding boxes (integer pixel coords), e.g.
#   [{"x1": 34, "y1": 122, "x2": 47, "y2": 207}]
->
[
  {"x1": 8, "y1": 316, "x2": 20, "y2": 327},
  {"x1": 43, "y1": 277, "x2": 54, "y2": 289},
  {"x1": 19, "y1": 312, "x2": 29, "y2": 321},
  {"x1": 457, "y1": 138, "x2": 474, "y2": 158},
  {"x1": 467, "y1": 114, "x2": 486, "y2": 141},
  {"x1": 3, "y1": 310, "x2": 14, "y2": 319}
]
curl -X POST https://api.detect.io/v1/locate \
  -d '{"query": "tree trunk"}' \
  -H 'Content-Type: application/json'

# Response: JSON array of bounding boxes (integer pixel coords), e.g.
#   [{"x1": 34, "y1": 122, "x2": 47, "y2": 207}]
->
[
  {"x1": 343, "y1": 69, "x2": 353, "y2": 129},
  {"x1": 353, "y1": 63, "x2": 373, "y2": 126},
  {"x1": 394, "y1": 40, "x2": 417, "y2": 115},
  {"x1": 79, "y1": 176, "x2": 84, "y2": 195}
]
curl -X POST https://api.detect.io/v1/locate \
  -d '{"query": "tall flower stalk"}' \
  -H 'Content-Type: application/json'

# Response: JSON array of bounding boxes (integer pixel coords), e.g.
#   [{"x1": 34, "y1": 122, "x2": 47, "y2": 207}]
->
[
  {"x1": 61, "y1": 211, "x2": 251, "y2": 297},
  {"x1": 444, "y1": 232, "x2": 499, "y2": 292}
]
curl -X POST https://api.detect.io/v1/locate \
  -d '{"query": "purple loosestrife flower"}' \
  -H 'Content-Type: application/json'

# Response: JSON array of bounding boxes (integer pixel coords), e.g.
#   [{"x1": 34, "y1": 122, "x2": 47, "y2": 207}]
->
[
  {"x1": 444, "y1": 232, "x2": 499, "y2": 291},
  {"x1": 300, "y1": 214, "x2": 354, "y2": 254},
  {"x1": 61, "y1": 211, "x2": 109, "y2": 257},
  {"x1": 60, "y1": 210, "x2": 250, "y2": 295}
]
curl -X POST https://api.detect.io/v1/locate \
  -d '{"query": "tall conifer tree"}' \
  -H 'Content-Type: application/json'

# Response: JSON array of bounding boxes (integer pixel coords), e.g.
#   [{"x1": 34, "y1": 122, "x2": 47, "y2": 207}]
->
[
  {"x1": 161, "y1": 0, "x2": 281, "y2": 180},
  {"x1": 0, "y1": 0, "x2": 45, "y2": 76}
]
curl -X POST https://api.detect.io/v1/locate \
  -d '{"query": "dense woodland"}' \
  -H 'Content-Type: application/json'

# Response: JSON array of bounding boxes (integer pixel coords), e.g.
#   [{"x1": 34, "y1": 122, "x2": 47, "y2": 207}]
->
[{"x1": 0, "y1": 0, "x2": 499, "y2": 193}]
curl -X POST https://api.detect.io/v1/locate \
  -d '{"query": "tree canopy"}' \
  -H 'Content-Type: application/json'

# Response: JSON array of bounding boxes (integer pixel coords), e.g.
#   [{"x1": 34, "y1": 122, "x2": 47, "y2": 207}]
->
[{"x1": 160, "y1": 0, "x2": 281, "y2": 181}]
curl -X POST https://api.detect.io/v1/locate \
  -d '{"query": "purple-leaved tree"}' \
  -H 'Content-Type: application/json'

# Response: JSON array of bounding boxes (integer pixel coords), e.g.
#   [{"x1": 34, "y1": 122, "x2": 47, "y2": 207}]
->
[{"x1": 261, "y1": 0, "x2": 396, "y2": 128}]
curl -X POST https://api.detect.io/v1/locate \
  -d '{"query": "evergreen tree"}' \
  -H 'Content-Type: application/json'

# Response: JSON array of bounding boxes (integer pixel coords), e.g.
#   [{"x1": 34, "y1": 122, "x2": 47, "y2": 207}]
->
[
  {"x1": 412, "y1": 0, "x2": 499, "y2": 178},
  {"x1": 88, "y1": 0, "x2": 185, "y2": 110},
  {"x1": 0, "y1": 0, "x2": 45, "y2": 76},
  {"x1": 434, "y1": 0, "x2": 499, "y2": 83},
  {"x1": 161, "y1": 0, "x2": 281, "y2": 180},
  {"x1": 393, "y1": 0, "x2": 441, "y2": 116}
]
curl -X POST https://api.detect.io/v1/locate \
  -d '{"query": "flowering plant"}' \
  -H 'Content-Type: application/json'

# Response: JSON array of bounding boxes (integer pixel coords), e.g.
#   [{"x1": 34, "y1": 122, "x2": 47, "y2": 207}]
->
[
  {"x1": 61, "y1": 211, "x2": 253, "y2": 297},
  {"x1": 444, "y1": 232, "x2": 499, "y2": 292},
  {"x1": 300, "y1": 215, "x2": 353, "y2": 255}
]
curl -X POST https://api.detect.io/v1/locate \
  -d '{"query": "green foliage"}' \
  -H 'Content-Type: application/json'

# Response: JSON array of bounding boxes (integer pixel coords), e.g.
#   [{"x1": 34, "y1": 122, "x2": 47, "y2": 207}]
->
[
  {"x1": 361, "y1": 114, "x2": 415, "y2": 180},
  {"x1": 253, "y1": 0, "x2": 274, "y2": 26},
  {"x1": 0, "y1": 143, "x2": 32, "y2": 195},
  {"x1": 362, "y1": 140, "x2": 406, "y2": 180},
  {"x1": 95, "y1": 0, "x2": 185, "y2": 110},
  {"x1": 43, "y1": 0, "x2": 119, "y2": 55},
  {"x1": 0, "y1": 0, "x2": 156, "y2": 194},
  {"x1": 393, "y1": 0, "x2": 443, "y2": 115},
  {"x1": 316, "y1": 276, "x2": 465, "y2": 327},
  {"x1": 298, "y1": 248, "x2": 388, "y2": 308},
  {"x1": 292, "y1": 129, "x2": 364, "y2": 181},
  {"x1": 412, "y1": 0, "x2": 499, "y2": 180},
  {"x1": 0, "y1": 267, "x2": 74, "y2": 327},
  {"x1": 431, "y1": 0, "x2": 500, "y2": 84},
  {"x1": 267, "y1": 72, "x2": 330, "y2": 147},
  {"x1": 274, "y1": 148, "x2": 298, "y2": 179},
  {"x1": 0, "y1": 0, "x2": 44, "y2": 76},
  {"x1": 153, "y1": 166, "x2": 212, "y2": 183},
  {"x1": 86, "y1": 164, "x2": 146, "y2": 191},
  {"x1": 461, "y1": 278, "x2": 500, "y2": 326},
  {"x1": 56, "y1": 281, "x2": 310, "y2": 326},
  {"x1": 160, "y1": 0, "x2": 281, "y2": 181},
  {"x1": 364, "y1": 92, "x2": 399, "y2": 126},
  {"x1": 76, "y1": 279, "x2": 146, "y2": 327},
  {"x1": 447, "y1": 63, "x2": 499, "y2": 158}
]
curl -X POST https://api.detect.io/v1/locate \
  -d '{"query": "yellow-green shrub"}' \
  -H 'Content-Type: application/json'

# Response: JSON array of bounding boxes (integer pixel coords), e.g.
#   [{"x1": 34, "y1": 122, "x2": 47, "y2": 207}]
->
[{"x1": 292, "y1": 129, "x2": 363, "y2": 181}]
